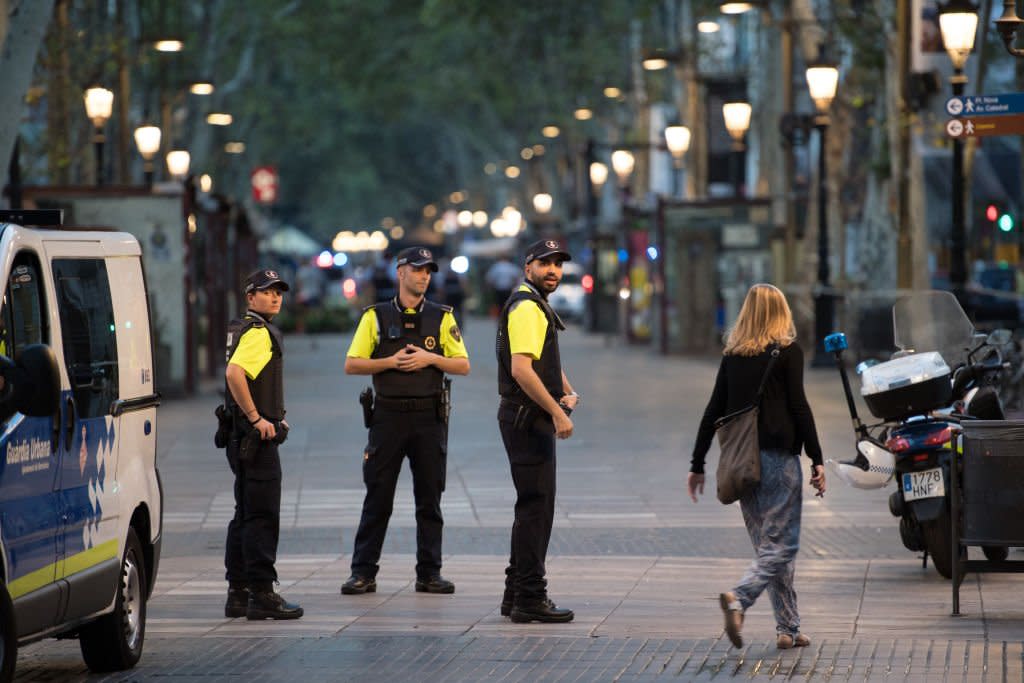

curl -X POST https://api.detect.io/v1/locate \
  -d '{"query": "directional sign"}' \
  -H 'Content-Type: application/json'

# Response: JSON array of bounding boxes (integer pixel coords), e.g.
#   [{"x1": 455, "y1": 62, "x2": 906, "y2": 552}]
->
[
  {"x1": 946, "y1": 93, "x2": 1024, "y2": 117},
  {"x1": 945, "y1": 114, "x2": 1024, "y2": 139}
]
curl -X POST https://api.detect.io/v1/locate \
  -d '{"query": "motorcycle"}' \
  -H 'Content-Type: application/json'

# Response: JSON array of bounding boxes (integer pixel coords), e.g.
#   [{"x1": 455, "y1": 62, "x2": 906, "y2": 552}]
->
[{"x1": 824, "y1": 290, "x2": 1008, "y2": 579}]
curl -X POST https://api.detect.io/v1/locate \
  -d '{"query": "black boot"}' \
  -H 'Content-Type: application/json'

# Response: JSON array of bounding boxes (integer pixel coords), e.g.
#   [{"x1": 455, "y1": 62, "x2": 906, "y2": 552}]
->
[
  {"x1": 500, "y1": 588, "x2": 514, "y2": 617},
  {"x1": 247, "y1": 590, "x2": 304, "y2": 620},
  {"x1": 510, "y1": 597, "x2": 574, "y2": 624},
  {"x1": 414, "y1": 575, "x2": 455, "y2": 594},
  {"x1": 224, "y1": 588, "x2": 248, "y2": 618}
]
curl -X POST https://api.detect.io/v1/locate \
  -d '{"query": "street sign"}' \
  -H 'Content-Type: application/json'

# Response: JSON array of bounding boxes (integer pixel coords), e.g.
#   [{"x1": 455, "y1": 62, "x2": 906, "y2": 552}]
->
[
  {"x1": 946, "y1": 93, "x2": 1024, "y2": 117},
  {"x1": 945, "y1": 114, "x2": 1024, "y2": 139},
  {"x1": 251, "y1": 166, "x2": 279, "y2": 204}
]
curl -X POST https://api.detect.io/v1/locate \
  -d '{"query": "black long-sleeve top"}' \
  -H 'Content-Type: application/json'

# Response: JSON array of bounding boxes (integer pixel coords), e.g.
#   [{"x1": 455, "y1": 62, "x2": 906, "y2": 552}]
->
[{"x1": 690, "y1": 342, "x2": 823, "y2": 474}]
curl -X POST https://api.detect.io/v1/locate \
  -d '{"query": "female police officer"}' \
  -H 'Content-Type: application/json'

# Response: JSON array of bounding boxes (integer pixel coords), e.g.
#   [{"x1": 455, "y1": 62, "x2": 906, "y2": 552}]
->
[
  {"x1": 223, "y1": 269, "x2": 303, "y2": 620},
  {"x1": 341, "y1": 247, "x2": 470, "y2": 595},
  {"x1": 496, "y1": 239, "x2": 579, "y2": 623}
]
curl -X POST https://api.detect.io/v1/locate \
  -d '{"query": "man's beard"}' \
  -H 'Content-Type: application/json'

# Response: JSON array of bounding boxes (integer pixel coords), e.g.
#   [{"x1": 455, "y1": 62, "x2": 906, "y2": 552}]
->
[{"x1": 528, "y1": 272, "x2": 559, "y2": 296}]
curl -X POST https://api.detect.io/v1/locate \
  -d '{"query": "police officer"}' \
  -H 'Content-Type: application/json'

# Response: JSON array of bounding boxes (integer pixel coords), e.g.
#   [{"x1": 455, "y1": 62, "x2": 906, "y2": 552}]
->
[
  {"x1": 223, "y1": 269, "x2": 303, "y2": 620},
  {"x1": 496, "y1": 238, "x2": 579, "y2": 623},
  {"x1": 342, "y1": 247, "x2": 470, "y2": 595}
]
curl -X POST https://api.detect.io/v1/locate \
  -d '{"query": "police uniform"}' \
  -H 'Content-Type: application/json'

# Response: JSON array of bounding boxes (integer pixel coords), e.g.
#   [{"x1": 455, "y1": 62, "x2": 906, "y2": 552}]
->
[
  {"x1": 343, "y1": 248, "x2": 468, "y2": 594},
  {"x1": 223, "y1": 269, "x2": 302, "y2": 620},
  {"x1": 496, "y1": 239, "x2": 575, "y2": 623}
]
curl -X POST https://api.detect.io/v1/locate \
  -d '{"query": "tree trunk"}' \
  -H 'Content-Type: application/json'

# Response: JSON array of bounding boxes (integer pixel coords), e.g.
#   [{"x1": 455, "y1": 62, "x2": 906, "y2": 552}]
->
[{"x1": 0, "y1": 0, "x2": 56, "y2": 191}]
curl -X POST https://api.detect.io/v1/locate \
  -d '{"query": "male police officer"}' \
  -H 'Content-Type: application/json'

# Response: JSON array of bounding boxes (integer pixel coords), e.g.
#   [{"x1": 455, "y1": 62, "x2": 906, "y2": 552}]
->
[
  {"x1": 342, "y1": 247, "x2": 470, "y2": 595},
  {"x1": 223, "y1": 269, "x2": 303, "y2": 620},
  {"x1": 496, "y1": 239, "x2": 579, "y2": 623}
]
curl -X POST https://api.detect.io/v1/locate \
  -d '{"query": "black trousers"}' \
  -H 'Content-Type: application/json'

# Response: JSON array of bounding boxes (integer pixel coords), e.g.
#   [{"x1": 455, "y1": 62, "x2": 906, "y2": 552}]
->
[
  {"x1": 225, "y1": 437, "x2": 282, "y2": 588},
  {"x1": 499, "y1": 417, "x2": 556, "y2": 603},
  {"x1": 351, "y1": 407, "x2": 447, "y2": 579}
]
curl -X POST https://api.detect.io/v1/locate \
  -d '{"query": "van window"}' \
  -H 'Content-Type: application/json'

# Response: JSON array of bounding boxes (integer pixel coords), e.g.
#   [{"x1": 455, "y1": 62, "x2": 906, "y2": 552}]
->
[
  {"x1": 52, "y1": 259, "x2": 119, "y2": 418},
  {"x1": 0, "y1": 254, "x2": 48, "y2": 421}
]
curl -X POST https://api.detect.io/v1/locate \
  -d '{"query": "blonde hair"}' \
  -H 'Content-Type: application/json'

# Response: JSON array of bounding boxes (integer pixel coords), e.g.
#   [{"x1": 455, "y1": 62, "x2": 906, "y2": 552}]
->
[{"x1": 723, "y1": 283, "x2": 796, "y2": 356}]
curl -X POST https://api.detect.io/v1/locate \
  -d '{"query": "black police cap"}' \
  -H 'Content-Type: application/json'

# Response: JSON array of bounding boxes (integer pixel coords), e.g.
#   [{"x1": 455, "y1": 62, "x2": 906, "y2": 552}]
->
[
  {"x1": 524, "y1": 238, "x2": 572, "y2": 265},
  {"x1": 244, "y1": 268, "x2": 290, "y2": 294},
  {"x1": 395, "y1": 246, "x2": 438, "y2": 272}
]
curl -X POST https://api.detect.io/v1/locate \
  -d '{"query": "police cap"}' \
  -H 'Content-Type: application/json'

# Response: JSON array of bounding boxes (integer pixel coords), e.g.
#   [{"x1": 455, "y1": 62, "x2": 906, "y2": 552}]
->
[
  {"x1": 395, "y1": 246, "x2": 438, "y2": 272},
  {"x1": 244, "y1": 268, "x2": 290, "y2": 294},
  {"x1": 524, "y1": 238, "x2": 572, "y2": 265}
]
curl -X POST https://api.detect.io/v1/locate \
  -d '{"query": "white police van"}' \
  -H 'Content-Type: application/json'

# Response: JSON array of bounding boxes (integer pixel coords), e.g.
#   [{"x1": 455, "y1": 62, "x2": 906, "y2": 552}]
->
[{"x1": 0, "y1": 210, "x2": 161, "y2": 681}]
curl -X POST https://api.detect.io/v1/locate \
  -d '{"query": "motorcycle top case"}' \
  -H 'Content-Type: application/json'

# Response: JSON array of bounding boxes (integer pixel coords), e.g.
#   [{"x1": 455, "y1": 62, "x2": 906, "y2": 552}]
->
[{"x1": 859, "y1": 351, "x2": 952, "y2": 420}]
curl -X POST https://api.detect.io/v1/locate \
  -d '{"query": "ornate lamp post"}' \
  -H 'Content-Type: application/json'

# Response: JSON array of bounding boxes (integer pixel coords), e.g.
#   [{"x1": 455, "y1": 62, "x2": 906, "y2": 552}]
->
[
  {"x1": 664, "y1": 125, "x2": 691, "y2": 198},
  {"x1": 939, "y1": 0, "x2": 979, "y2": 294},
  {"x1": 83, "y1": 86, "x2": 114, "y2": 186},
  {"x1": 805, "y1": 54, "x2": 840, "y2": 367},
  {"x1": 166, "y1": 150, "x2": 191, "y2": 181},
  {"x1": 611, "y1": 149, "x2": 636, "y2": 200},
  {"x1": 133, "y1": 125, "x2": 162, "y2": 187},
  {"x1": 722, "y1": 102, "x2": 752, "y2": 197}
]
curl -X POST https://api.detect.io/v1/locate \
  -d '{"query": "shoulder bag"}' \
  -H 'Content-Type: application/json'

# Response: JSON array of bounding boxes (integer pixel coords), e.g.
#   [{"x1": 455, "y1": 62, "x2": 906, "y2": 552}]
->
[{"x1": 714, "y1": 344, "x2": 780, "y2": 504}]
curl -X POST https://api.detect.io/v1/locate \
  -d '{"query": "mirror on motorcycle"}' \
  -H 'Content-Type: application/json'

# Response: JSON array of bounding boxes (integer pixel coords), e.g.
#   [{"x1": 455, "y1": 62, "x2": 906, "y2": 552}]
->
[
  {"x1": 855, "y1": 359, "x2": 880, "y2": 375},
  {"x1": 987, "y1": 329, "x2": 1012, "y2": 346},
  {"x1": 823, "y1": 332, "x2": 848, "y2": 353}
]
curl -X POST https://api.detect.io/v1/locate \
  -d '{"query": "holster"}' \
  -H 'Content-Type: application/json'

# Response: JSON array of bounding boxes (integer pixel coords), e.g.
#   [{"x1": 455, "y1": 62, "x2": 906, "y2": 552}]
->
[
  {"x1": 359, "y1": 387, "x2": 374, "y2": 428},
  {"x1": 236, "y1": 419, "x2": 289, "y2": 463},
  {"x1": 214, "y1": 404, "x2": 232, "y2": 448}
]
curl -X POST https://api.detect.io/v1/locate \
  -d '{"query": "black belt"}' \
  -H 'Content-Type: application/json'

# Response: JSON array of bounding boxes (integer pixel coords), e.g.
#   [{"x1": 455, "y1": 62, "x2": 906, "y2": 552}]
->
[{"x1": 375, "y1": 395, "x2": 439, "y2": 412}]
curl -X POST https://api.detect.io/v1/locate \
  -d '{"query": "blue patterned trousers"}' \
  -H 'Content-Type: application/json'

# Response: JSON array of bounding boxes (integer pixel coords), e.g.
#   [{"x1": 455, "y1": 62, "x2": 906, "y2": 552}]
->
[{"x1": 733, "y1": 448, "x2": 803, "y2": 636}]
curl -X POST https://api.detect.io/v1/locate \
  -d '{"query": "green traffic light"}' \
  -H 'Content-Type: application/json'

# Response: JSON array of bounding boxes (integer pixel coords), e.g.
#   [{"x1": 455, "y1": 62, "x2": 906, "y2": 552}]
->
[{"x1": 998, "y1": 213, "x2": 1014, "y2": 232}]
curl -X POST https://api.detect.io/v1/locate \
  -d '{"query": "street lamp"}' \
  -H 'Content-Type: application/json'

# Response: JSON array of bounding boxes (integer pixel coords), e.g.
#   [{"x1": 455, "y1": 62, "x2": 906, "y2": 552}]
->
[
  {"x1": 722, "y1": 102, "x2": 751, "y2": 197},
  {"x1": 939, "y1": 0, "x2": 979, "y2": 294},
  {"x1": 996, "y1": 1, "x2": 1024, "y2": 56},
  {"x1": 611, "y1": 150, "x2": 635, "y2": 193},
  {"x1": 805, "y1": 53, "x2": 840, "y2": 367},
  {"x1": 532, "y1": 192, "x2": 553, "y2": 215},
  {"x1": 166, "y1": 150, "x2": 191, "y2": 181},
  {"x1": 83, "y1": 86, "x2": 113, "y2": 186},
  {"x1": 590, "y1": 161, "x2": 609, "y2": 195},
  {"x1": 133, "y1": 124, "x2": 162, "y2": 187},
  {"x1": 664, "y1": 125, "x2": 691, "y2": 198}
]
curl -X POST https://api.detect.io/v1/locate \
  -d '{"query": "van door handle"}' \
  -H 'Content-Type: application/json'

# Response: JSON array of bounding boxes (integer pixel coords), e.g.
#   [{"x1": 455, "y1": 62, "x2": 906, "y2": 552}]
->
[{"x1": 63, "y1": 396, "x2": 75, "y2": 452}]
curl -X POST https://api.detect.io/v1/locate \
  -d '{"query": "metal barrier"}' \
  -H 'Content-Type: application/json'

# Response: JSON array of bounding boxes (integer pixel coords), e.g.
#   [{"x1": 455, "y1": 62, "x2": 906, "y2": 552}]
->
[{"x1": 951, "y1": 420, "x2": 1024, "y2": 615}]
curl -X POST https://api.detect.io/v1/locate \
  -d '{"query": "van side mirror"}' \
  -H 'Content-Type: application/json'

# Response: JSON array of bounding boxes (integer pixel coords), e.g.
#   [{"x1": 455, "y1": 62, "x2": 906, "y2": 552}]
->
[{"x1": 1, "y1": 344, "x2": 61, "y2": 417}]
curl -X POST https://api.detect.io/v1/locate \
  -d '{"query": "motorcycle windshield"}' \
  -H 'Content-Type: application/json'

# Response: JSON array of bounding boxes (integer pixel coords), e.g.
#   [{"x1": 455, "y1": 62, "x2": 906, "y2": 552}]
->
[{"x1": 892, "y1": 290, "x2": 975, "y2": 366}]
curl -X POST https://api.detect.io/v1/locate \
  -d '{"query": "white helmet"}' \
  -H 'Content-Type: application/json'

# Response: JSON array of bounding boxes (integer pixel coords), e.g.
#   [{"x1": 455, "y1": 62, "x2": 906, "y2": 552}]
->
[{"x1": 827, "y1": 439, "x2": 895, "y2": 490}]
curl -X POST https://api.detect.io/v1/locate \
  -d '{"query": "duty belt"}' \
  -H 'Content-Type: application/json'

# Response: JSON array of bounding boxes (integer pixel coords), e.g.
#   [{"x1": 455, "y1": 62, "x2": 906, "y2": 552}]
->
[{"x1": 375, "y1": 395, "x2": 439, "y2": 412}]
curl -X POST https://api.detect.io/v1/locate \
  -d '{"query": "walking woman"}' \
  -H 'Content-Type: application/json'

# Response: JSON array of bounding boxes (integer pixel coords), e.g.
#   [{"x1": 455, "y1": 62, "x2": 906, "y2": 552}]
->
[{"x1": 687, "y1": 283, "x2": 826, "y2": 650}]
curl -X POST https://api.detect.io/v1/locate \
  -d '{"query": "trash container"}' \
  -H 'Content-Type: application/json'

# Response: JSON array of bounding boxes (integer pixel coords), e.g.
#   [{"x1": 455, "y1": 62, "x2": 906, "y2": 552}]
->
[{"x1": 951, "y1": 420, "x2": 1024, "y2": 615}]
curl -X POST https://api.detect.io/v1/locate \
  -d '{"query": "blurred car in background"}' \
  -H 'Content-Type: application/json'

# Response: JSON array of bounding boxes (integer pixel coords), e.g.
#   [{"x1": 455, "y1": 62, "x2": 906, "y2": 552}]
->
[{"x1": 549, "y1": 262, "x2": 585, "y2": 322}]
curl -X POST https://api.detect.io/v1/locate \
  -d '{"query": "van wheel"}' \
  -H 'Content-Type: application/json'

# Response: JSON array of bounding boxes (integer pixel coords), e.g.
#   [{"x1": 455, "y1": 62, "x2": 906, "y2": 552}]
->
[
  {"x1": 79, "y1": 528, "x2": 147, "y2": 672},
  {"x1": 1, "y1": 582, "x2": 16, "y2": 683}
]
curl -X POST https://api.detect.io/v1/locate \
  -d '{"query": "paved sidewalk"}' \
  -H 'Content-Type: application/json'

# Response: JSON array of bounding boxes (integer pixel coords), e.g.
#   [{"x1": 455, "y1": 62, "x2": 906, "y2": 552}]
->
[{"x1": 14, "y1": 321, "x2": 1024, "y2": 681}]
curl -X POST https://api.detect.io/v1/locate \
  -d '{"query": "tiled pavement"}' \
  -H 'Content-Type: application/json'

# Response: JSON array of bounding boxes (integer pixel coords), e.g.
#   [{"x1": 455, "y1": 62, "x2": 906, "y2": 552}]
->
[{"x1": 14, "y1": 323, "x2": 1024, "y2": 681}]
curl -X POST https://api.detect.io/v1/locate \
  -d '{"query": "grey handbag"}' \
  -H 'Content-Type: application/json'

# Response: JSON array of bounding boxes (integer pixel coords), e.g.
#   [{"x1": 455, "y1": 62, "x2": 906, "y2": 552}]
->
[{"x1": 714, "y1": 345, "x2": 780, "y2": 504}]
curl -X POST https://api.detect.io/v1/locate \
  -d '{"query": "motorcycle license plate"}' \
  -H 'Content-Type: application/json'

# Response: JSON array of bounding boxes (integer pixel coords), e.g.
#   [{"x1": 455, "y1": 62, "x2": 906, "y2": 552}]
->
[{"x1": 902, "y1": 467, "x2": 944, "y2": 501}]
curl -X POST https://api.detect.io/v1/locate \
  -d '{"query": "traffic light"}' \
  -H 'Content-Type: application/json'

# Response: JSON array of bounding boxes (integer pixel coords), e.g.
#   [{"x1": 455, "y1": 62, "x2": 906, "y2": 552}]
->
[
  {"x1": 999, "y1": 212, "x2": 1015, "y2": 232},
  {"x1": 984, "y1": 204, "x2": 1014, "y2": 232}
]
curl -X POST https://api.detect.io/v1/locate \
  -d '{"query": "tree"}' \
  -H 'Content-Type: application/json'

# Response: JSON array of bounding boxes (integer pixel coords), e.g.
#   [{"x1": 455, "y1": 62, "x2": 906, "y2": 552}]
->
[{"x1": 0, "y1": 0, "x2": 56, "y2": 194}]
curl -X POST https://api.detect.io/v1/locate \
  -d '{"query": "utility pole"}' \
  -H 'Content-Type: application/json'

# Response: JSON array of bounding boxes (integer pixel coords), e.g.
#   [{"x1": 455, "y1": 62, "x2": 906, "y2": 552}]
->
[{"x1": 897, "y1": 0, "x2": 913, "y2": 288}]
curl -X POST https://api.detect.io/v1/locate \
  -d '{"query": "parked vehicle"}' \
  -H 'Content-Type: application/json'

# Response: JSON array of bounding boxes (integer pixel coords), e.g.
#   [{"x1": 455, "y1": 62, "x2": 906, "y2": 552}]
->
[
  {"x1": 548, "y1": 262, "x2": 585, "y2": 322},
  {"x1": 824, "y1": 290, "x2": 1008, "y2": 579},
  {"x1": 0, "y1": 210, "x2": 162, "y2": 680}
]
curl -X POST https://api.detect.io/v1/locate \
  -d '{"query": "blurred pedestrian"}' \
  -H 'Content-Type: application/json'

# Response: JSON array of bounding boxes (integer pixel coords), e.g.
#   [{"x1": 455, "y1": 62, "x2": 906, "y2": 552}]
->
[
  {"x1": 441, "y1": 260, "x2": 467, "y2": 325},
  {"x1": 371, "y1": 250, "x2": 397, "y2": 302},
  {"x1": 687, "y1": 283, "x2": 825, "y2": 650},
  {"x1": 342, "y1": 247, "x2": 470, "y2": 596},
  {"x1": 495, "y1": 239, "x2": 579, "y2": 623},
  {"x1": 223, "y1": 269, "x2": 303, "y2": 620},
  {"x1": 486, "y1": 255, "x2": 520, "y2": 314}
]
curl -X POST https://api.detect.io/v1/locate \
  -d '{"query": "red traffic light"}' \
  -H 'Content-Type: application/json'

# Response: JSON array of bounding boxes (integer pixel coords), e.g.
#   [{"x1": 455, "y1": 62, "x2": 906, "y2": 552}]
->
[{"x1": 986, "y1": 204, "x2": 999, "y2": 222}]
